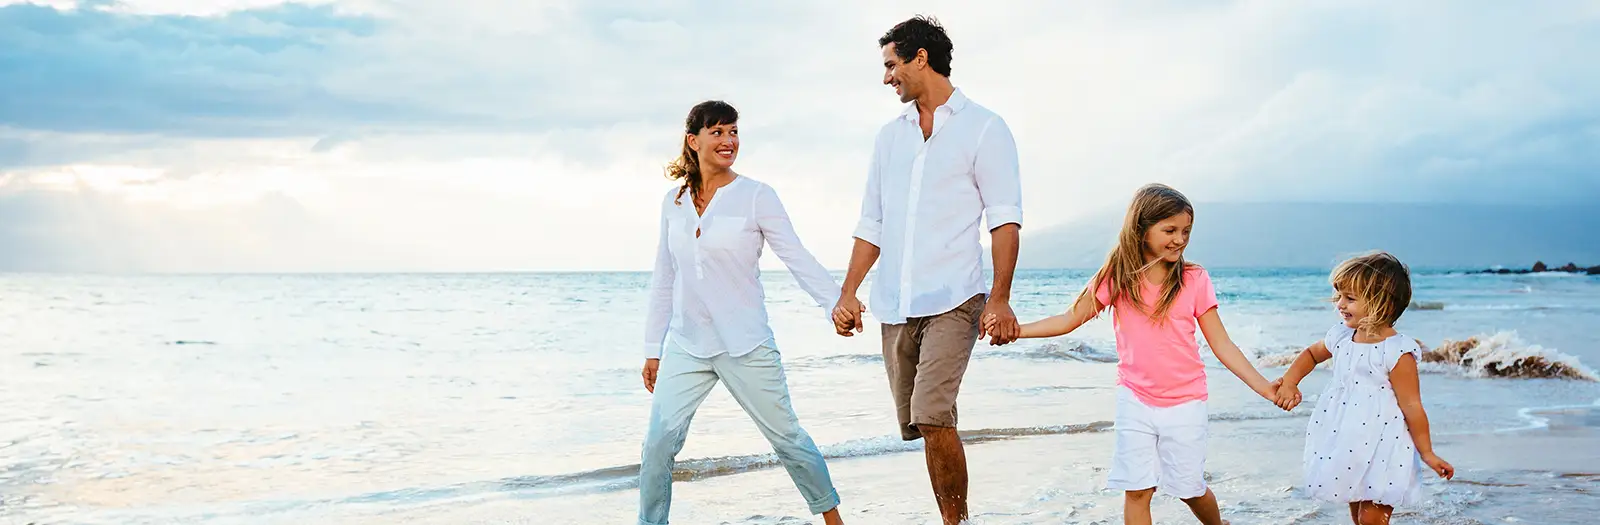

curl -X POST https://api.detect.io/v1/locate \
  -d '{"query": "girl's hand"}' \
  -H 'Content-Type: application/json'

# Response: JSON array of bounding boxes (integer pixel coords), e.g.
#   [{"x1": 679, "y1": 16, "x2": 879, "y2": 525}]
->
[
  {"x1": 1274, "y1": 380, "x2": 1302, "y2": 411},
  {"x1": 1249, "y1": 381, "x2": 1277, "y2": 402},
  {"x1": 1422, "y1": 453, "x2": 1455, "y2": 479},
  {"x1": 642, "y1": 359, "x2": 661, "y2": 393},
  {"x1": 980, "y1": 301, "x2": 1020, "y2": 346}
]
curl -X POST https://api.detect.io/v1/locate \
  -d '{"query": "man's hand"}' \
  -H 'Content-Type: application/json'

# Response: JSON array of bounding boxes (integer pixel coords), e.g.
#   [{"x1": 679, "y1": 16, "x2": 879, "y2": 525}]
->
[
  {"x1": 980, "y1": 299, "x2": 1019, "y2": 345},
  {"x1": 832, "y1": 295, "x2": 866, "y2": 337},
  {"x1": 642, "y1": 359, "x2": 660, "y2": 393}
]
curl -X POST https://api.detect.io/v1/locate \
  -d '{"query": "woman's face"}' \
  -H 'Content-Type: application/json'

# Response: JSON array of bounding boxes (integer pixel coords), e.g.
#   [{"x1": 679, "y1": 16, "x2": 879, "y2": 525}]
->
[{"x1": 688, "y1": 122, "x2": 739, "y2": 170}]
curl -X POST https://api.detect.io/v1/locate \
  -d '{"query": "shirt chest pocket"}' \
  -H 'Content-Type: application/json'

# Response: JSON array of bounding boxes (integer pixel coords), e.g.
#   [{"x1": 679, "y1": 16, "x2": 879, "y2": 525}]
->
[
  {"x1": 698, "y1": 216, "x2": 750, "y2": 250},
  {"x1": 921, "y1": 145, "x2": 976, "y2": 180},
  {"x1": 666, "y1": 216, "x2": 690, "y2": 252}
]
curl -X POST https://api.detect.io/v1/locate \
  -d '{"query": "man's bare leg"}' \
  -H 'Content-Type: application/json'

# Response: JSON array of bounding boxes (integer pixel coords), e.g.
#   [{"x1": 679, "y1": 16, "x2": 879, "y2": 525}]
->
[
  {"x1": 1124, "y1": 488, "x2": 1155, "y2": 525},
  {"x1": 821, "y1": 507, "x2": 844, "y2": 525},
  {"x1": 1179, "y1": 488, "x2": 1229, "y2": 525},
  {"x1": 918, "y1": 425, "x2": 968, "y2": 524}
]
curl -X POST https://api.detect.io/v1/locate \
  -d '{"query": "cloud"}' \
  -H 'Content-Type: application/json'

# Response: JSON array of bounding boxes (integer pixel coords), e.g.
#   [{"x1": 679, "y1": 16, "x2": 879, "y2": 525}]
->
[
  {"x1": 0, "y1": 159, "x2": 680, "y2": 272},
  {"x1": 1150, "y1": 1, "x2": 1600, "y2": 205},
  {"x1": 0, "y1": 180, "x2": 341, "y2": 272},
  {"x1": 0, "y1": 2, "x2": 411, "y2": 137},
  {"x1": 2, "y1": 0, "x2": 1598, "y2": 272}
]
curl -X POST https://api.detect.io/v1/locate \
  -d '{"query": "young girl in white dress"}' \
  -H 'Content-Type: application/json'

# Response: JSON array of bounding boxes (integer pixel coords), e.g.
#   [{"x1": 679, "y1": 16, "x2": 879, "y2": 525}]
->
[{"x1": 1273, "y1": 251, "x2": 1455, "y2": 525}]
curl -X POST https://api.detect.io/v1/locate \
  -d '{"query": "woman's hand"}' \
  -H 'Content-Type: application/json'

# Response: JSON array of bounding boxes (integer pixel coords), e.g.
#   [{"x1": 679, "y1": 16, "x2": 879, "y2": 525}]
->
[
  {"x1": 642, "y1": 359, "x2": 660, "y2": 393},
  {"x1": 832, "y1": 295, "x2": 865, "y2": 336}
]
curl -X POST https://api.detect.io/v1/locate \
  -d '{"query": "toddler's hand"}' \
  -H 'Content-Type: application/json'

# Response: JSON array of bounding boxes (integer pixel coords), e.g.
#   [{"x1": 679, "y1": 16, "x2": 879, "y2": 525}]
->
[
  {"x1": 1422, "y1": 453, "x2": 1455, "y2": 480},
  {"x1": 1273, "y1": 379, "x2": 1302, "y2": 411}
]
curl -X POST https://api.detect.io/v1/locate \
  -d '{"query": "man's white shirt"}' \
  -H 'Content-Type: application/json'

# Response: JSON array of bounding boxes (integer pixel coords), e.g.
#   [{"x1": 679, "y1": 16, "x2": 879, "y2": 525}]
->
[{"x1": 853, "y1": 88, "x2": 1023, "y2": 325}]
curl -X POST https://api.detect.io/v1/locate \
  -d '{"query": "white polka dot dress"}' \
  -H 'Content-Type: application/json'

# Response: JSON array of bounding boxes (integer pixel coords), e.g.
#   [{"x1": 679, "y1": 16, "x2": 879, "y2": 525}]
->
[{"x1": 1302, "y1": 324, "x2": 1425, "y2": 506}]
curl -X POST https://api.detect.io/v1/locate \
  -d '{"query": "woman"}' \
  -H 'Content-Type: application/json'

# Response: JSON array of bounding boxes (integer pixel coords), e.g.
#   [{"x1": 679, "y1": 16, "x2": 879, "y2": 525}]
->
[{"x1": 638, "y1": 100, "x2": 846, "y2": 525}]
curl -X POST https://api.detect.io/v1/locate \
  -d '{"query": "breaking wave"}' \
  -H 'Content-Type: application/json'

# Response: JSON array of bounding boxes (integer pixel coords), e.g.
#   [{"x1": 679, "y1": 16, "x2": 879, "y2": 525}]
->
[
  {"x1": 1420, "y1": 332, "x2": 1597, "y2": 381},
  {"x1": 1254, "y1": 331, "x2": 1597, "y2": 381}
]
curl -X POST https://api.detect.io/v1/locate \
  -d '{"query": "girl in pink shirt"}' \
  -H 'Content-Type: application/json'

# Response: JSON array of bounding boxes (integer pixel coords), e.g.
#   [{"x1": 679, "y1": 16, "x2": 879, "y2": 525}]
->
[{"x1": 991, "y1": 183, "x2": 1277, "y2": 525}]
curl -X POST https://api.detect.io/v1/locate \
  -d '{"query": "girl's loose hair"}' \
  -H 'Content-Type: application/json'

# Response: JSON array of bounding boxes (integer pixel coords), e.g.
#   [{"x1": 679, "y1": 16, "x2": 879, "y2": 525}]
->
[
  {"x1": 666, "y1": 100, "x2": 739, "y2": 206},
  {"x1": 1330, "y1": 251, "x2": 1412, "y2": 333},
  {"x1": 1071, "y1": 183, "x2": 1197, "y2": 322}
]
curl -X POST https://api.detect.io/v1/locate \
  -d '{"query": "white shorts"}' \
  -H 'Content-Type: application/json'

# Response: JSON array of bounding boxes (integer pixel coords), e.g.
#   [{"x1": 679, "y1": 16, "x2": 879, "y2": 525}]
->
[{"x1": 1106, "y1": 386, "x2": 1209, "y2": 499}]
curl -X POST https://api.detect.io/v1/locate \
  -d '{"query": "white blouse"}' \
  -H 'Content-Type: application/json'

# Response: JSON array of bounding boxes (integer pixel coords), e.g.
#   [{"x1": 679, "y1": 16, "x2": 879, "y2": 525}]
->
[{"x1": 643, "y1": 176, "x2": 839, "y2": 359}]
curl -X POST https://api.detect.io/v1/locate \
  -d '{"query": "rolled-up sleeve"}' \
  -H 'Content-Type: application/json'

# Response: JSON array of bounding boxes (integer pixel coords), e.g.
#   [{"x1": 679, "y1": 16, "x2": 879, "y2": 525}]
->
[
  {"x1": 974, "y1": 116, "x2": 1023, "y2": 230},
  {"x1": 852, "y1": 129, "x2": 888, "y2": 246}
]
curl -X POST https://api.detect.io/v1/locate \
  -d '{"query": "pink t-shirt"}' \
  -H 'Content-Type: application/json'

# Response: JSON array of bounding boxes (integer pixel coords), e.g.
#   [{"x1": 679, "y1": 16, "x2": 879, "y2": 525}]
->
[{"x1": 1094, "y1": 265, "x2": 1219, "y2": 407}]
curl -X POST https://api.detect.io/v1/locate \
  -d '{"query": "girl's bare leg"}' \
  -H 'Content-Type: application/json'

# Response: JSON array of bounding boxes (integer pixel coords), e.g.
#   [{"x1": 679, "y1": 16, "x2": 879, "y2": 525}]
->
[
  {"x1": 1348, "y1": 501, "x2": 1393, "y2": 525},
  {"x1": 1179, "y1": 488, "x2": 1229, "y2": 525},
  {"x1": 1124, "y1": 488, "x2": 1156, "y2": 525}
]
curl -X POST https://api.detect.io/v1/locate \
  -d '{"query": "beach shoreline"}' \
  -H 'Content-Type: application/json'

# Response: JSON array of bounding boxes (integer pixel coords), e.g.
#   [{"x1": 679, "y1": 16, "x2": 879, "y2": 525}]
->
[{"x1": 283, "y1": 402, "x2": 1597, "y2": 525}]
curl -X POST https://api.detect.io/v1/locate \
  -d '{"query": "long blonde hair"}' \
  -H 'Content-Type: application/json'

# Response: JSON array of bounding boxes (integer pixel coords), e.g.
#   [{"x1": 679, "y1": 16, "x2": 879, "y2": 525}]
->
[{"x1": 1072, "y1": 183, "x2": 1197, "y2": 321}]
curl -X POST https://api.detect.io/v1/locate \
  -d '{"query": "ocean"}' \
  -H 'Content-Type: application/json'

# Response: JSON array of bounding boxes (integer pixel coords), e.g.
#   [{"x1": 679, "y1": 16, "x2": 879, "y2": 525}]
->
[{"x1": 2, "y1": 269, "x2": 1597, "y2": 524}]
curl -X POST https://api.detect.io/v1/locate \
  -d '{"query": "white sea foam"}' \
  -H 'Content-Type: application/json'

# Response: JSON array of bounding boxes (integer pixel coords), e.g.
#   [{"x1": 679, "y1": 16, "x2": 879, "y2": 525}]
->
[
  {"x1": 1421, "y1": 331, "x2": 1598, "y2": 381},
  {"x1": 1254, "y1": 331, "x2": 1597, "y2": 381}
]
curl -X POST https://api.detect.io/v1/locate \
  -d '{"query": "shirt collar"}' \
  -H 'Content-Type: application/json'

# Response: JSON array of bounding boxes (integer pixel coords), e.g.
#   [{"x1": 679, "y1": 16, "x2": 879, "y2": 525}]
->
[{"x1": 899, "y1": 87, "x2": 970, "y2": 121}]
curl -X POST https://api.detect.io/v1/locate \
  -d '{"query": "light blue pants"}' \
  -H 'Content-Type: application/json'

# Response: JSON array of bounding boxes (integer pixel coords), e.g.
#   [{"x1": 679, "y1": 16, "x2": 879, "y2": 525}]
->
[{"x1": 637, "y1": 340, "x2": 840, "y2": 525}]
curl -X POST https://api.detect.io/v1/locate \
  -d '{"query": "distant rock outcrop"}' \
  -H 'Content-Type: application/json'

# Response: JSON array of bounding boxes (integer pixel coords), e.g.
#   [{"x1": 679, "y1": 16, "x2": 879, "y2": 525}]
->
[{"x1": 1479, "y1": 261, "x2": 1599, "y2": 275}]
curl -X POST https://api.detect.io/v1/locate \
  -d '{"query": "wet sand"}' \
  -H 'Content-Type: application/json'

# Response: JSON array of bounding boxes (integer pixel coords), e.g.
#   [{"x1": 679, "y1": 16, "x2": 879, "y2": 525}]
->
[{"x1": 301, "y1": 406, "x2": 1600, "y2": 524}]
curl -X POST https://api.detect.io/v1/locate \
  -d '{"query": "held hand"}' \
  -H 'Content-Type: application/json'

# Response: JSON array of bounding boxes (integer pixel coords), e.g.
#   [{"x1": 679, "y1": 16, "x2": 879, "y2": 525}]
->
[
  {"x1": 1250, "y1": 380, "x2": 1278, "y2": 403},
  {"x1": 1272, "y1": 379, "x2": 1302, "y2": 411},
  {"x1": 1422, "y1": 453, "x2": 1455, "y2": 480},
  {"x1": 980, "y1": 300, "x2": 1020, "y2": 346},
  {"x1": 642, "y1": 359, "x2": 660, "y2": 393},
  {"x1": 832, "y1": 295, "x2": 865, "y2": 337}
]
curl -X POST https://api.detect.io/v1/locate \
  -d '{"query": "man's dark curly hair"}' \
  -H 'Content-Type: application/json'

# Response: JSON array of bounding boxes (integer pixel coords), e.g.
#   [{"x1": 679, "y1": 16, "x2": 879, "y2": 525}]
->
[{"x1": 878, "y1": 15, "x2": 953, "y2": 77}]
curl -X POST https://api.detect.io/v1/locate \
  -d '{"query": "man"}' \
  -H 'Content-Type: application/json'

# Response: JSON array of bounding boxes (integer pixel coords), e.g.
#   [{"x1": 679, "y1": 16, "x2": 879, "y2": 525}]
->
[{"x1": 832, "y1": 15, "x2": 1023, "y2": 525}]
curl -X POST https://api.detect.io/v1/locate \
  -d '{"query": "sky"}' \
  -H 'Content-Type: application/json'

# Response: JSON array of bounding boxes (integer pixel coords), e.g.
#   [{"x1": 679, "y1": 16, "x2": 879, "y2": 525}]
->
[{"x1": 1, "y1": 0, "x2": 1597, "y2": 272}]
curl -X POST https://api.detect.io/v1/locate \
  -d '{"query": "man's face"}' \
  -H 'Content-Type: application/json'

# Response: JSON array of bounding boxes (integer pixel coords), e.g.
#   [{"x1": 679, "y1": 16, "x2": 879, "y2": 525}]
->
[{"x1": 881, "y1": 43, "x2": 919, "y2": 103}]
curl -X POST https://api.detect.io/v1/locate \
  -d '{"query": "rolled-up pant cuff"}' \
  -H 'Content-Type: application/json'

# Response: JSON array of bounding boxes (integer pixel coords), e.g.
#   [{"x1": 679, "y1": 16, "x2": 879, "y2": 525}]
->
[{"x1": 807, "y1": 489, "x2": 842, "y2": 514}]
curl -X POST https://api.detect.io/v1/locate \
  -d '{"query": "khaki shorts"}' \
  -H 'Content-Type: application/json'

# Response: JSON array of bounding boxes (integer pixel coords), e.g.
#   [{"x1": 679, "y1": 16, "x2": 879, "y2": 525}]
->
[{"x1": 880, "y1": 293, "x2": 986, "y2": 441}]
